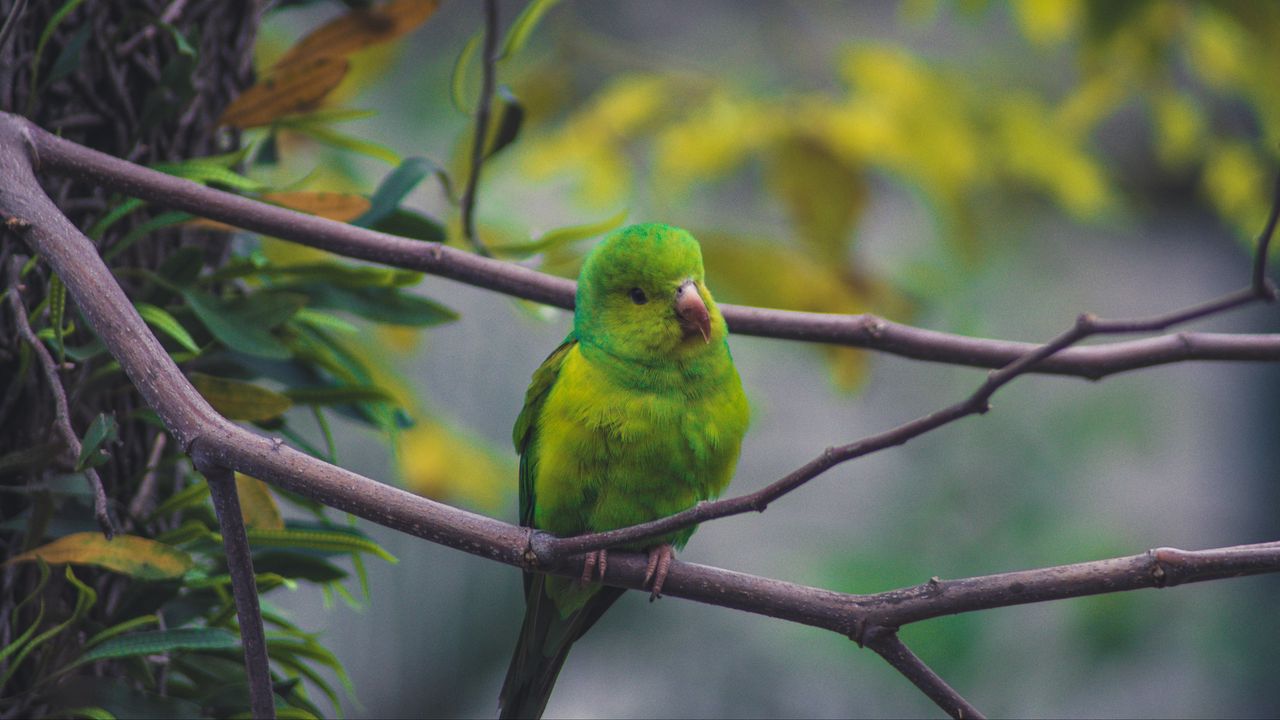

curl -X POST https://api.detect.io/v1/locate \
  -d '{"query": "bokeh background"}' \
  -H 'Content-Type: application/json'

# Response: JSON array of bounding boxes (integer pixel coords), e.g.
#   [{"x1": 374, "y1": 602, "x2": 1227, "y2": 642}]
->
[{"x1": 250, "y1": 1, "x2": 1280, "y2": 717}]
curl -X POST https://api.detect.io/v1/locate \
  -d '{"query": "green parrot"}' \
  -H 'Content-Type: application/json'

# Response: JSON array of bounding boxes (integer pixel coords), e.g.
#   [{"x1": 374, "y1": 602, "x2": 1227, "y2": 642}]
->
[{"x1": 498, "y1": 224, "x2": 750, "y2": 719}]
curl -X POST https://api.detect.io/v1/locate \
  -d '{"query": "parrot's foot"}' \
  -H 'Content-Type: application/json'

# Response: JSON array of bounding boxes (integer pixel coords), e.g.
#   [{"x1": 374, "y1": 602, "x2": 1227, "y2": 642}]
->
[
  {"x1": 643, "y1": 544, "x2": 674, "y2": 601},
  {"x1": 580, "y1": 549, "x2": 608, "y2": 584}
]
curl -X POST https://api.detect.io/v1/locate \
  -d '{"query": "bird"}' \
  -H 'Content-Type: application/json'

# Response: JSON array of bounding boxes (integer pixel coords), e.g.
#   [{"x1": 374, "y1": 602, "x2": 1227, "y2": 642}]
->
[{"x1": 498, "y1": 223, "x2": 750, "y2": 719}]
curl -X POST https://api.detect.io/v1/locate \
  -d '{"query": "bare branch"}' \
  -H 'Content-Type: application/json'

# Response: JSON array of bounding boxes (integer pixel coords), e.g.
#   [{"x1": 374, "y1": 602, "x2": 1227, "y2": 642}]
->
[
  {"x1": 458, "y1": 0, "x2": 498, "y2": 256},
  {"x1": 861, "y1": 627, "x2": 985, "y2": 720},
  {"x1": 4, "y1": 256, "x2": 115, "y2": 538},
  {"x1": 200, "y1": 464, "x2": 274, "y2": 720},
  {"x1": 7, "y1": 112, "x2": 1278, "y2": 380}
]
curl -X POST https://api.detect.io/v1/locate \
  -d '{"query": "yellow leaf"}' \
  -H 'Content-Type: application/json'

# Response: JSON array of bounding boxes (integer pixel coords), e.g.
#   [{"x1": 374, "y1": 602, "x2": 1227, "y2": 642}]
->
[
  {"x1": 1151, "y1": 90, "x2": 1205, "y2": 168},
  {"x1": 1011, "y1": 0, "x2": 1081, "y2": 46},
  {"x1": 274, "y1": 0, "x2": 441, "y2": 70},
  {"x1": 234, "y1": 473, "x2": 285, "y2": 531},
  {"x1": 5, "y1": 533, "x2": 195, "y2": 580},
  {"x1": 766, "y1": 138, "x2": 867, "y2": 263},
  {"x1": 398, "y1": 416, "x2": 510, "y2": 510},
  {"x1": 262, "y1": 191, "x2": 371, "y2": 222},
  {"x1": 220, "y1": 56, "x2": 350, "y2": 129},
  {"x1": 191, "y1": 372, "x2": 293, "y2": 422}
]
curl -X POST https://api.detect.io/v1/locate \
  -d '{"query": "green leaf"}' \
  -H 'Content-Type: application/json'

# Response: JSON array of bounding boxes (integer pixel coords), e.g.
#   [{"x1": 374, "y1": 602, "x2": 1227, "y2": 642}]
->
[
  {"x1": 216, "y1": 261, "x2": 421, "y2": 288},
  {"x1": 283, "y1": 384, "x2": 396, "y2": 405},
  {"x1": 490, "y1": 207, "x2": 628, "y2": 257},
  {"x1": 148, "y1": 481, "x2": 210, "y2": 521},
  {"x1": 152, "y1": 160, "x2": 266, "y2": 193},
  {"x1": 245, "y1": 526, "x2": 397, "y2": 563},
  {"x1": 354, "y1": 157, "x2": 435, "y2": 228},
  {"x1": 301, "y1": 285, "x2": 457, "y2": 327},
  {"x1": 290, "y1": 123, "x2": 401, "y2": 165},
  {"x1": 450, "y1": 30, "x2": 482, "y2": 113},
  {"x1": 49, "y1": 273, "x2": 67, "y2": 365},
  {"x1": 500, "y1": 0, "x2": 561, "y2": 59},
  {"x1": 78, "y1": 627, "x2": 240, "y2": 664},
  {"x1": 370, "y1": 206, "x2": 447, "y2": 242},
  {"x1": 46, "y1": 21, "x2": 90, "y2": 89},
  {"x1": 4, "y1": 533, "x2": 196, "y2": 580},
  {"x1": 29, "y1": 0, "x2": 87, "y2": 108},
  {"x1": 182, "y1": 289, "x2": 293, "y2": 359},
  {"x1": 75, "y1": 413, "x2": 118, "y2": 472},
  {"x1": 0, "y1": 566, "x2": 97, "y2": 687},
  {"x1": 251, "y1": 551, "x2": 349, "y2": 583},
  {"x1": 0, "y1": 560, "x2": 50, "y2": 664},
  {"x1": 485, "y1": 86, "x2": 525, "y2": 160},
  {"x1": 87, "y1": 198, "x2": 145, "y2": 240},
  {"x1": 134, "y1": 302, "x2": 201, "y2": 353},
  {"x1": 103, "y1": 211, "x2": 193, "y2": 263},
  {"x1": 63, "y1": 707, "x2": 116, "y2": 720},
  {"x1": 274, "y1": 107, "x2": 377, "y2": 126},
  {"x1": 86, "y1": 615, "x2": 160, "y2": 649},
  {"x1": 0, "y1": 442, "x2": 65, "y2": 475},
  {"x1": 189, "y1": 373, "x2": 293, "y2": 422}
]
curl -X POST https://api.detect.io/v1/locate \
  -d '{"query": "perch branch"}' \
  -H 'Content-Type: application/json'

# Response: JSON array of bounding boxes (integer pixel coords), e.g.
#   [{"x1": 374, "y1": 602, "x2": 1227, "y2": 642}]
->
[
  {"x1": 200, "y1": 464, "x2": 274, "y2": 720},
  {"x1": 4, "y1": 257, "x2": 115, "y2": 538},
  {"x1": 5, "y1": 112, "x2": 1280, "y2": 718},
  {"x1": 4, "y1": 112, "x2": 1277, "y2": 379}
]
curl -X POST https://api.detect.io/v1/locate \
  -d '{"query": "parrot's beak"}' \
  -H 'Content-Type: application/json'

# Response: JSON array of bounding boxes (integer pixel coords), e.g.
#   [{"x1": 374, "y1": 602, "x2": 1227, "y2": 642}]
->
[{"x1": 675, "y1": 281, "x2": 711, "y2": 343}]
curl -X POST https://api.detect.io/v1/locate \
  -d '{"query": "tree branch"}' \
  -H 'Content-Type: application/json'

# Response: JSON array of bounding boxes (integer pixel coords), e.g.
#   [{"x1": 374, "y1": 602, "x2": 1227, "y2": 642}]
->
[
  {"x1": 861, "y1": 627, "x2": 984, "y2": 720},
  {"x1": 458, "y1": 0, "x2": 498, "y2": 256},
  {"x1": 200, "y1": 464, "x2": 274, "y2": 720},
  {"x1": 4, "y1": 256, "x2": 115, "y2": 538},
  {"x1": 6, "y1": 111, "x2": 1280, "y2": 718},
  {"x1": 6, "y1": 111, "x2": 1277, "y2": 380}
]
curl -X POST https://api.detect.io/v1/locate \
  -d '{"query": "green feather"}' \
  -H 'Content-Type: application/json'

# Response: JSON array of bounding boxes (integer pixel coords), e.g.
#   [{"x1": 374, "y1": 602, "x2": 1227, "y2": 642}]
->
[{"x1": 499, "y1": 224, "x2": 750, "y2": 718}]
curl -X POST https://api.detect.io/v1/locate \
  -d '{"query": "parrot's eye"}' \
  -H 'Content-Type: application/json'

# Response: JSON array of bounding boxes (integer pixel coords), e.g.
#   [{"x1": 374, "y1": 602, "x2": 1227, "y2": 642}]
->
[{"x1": 629, "y1": 287, "x2": 648, "y2": 305}]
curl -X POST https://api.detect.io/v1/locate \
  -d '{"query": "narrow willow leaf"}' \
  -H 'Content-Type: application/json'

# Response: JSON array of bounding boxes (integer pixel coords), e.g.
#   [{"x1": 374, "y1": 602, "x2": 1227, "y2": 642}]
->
[
  {"x1": 87, "y1": 198, "x2": 144, "y2": 240},
  {"x1": 3, "y1": 533, "x2": 195, "y2": 580},
  {"x1": 148, "y1": 481, "x2": 209, "y2": 521},
  {"x1": 62, "y1": 707, "x2": 116, "y2": 720},
  {"x1": 369, "y1": 207, "x2": 446, "y2": 242},
  {"x1": 490, "y1": 207, "x2": 628, "y2": 258},
  {"x1": 450, "y1": 30, "x2": 482, "y2": 114},
  {"x1": 354, "y1": 157, "x2": 440, "y2": 228},
  {"x1": 102, "y1": 211, "x2": 193, "y2": 263},
  {"x1": 134, "y1": 302, "x2": 200, "y2": 353},
  {"x1": 182, "y1": 289, "x2": 292, "y2": 359},
  {"x1": 29, "y1": 0, "x2": 87, "y2": 104},
  {"x1": 301, "y1": 285, "x2": 457, "y2": 327},
  {"x1": 0, "y1": 566, "x2": 97, "y2": 687},
  {"x1": 244, "y1": 528, "x2": 397, "y2": 563},
  {"x1": 291, "y1": 123, "x2": 401, "y2": 165},
  {"x1": 85, "y1": 615, "x2": 160, "y2": 649},
  {"x1": 152, "y1": 161, "x2": 266, "y2": 193},
  {"x1": 78, "y1": 628, "x2": 240, "y2": 664},
  {"x1": 261, "y1": 191, "x2": 371, "y2": 223},
  {"x1": 75, "y1": 413, "x2": 118, "y2": 472},
  {"x1": 283, "y1": 385, "x2": 396, "y2": 406},
  {"x1": 500, "y1": 0, "x2": 561, "y2": 60},
  {"x1": 189, "y1": 373, "x2": 293, "y2": 422},
  {"x1": 0, "y1": 560, "x2": 50, "y2": 664}
]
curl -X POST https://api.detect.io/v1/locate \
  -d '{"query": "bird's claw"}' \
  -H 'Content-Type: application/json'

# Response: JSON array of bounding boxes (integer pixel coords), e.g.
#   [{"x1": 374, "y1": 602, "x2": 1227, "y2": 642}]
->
[
  {"x1": 579, "y1": 549, "x2": 608, "y2": 584},
  {"x1": 643, "y1": 544, "x2": 674, "y2": 601}
]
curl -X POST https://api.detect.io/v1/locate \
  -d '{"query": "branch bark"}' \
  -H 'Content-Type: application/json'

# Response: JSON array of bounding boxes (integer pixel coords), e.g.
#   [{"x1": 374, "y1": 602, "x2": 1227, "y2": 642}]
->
[
  {"x1": 4, "y1": 111, "x2": 1277, "y2": 380},
  {"x1": 5, "y1": 111, "x2": 1280, "y2": 718}
]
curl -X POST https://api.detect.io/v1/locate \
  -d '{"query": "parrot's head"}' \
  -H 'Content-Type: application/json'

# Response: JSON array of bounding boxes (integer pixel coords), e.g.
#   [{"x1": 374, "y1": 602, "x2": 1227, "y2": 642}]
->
[{"x1": 575, "y1": 223, "x2": 727, "y2": 362}]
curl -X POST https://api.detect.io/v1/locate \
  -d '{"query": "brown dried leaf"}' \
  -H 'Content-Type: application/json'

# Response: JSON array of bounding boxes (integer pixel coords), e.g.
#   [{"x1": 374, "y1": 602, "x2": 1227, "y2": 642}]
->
[
  {"x1": 219, "y1": 56, "x2": 350, "y2": 129},
  {"x1": 262, "y1": 191, "x2": 371, "y2": 222},
  {"x1": 274, "y1": 0, "x2": 442, "y2": 70}
]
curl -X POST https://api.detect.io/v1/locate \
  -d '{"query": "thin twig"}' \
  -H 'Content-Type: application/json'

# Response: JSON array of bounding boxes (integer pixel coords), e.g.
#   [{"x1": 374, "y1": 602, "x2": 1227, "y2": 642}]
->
[
  {"x1": 458, "y1": 0, "x2": 498, "y2": 256},
  {"x1": 15, "y1": 112, "x2": 1280, "y2": 379},
  {"x1": 545, "y1": 185, "x2": 1280, "y2": 558},
  {"x1": 4, "y1": 256, "x2": 115, "y2": 538},
  {"x1": 201, "y1": 463, "x2": 274, "y2": 720},
  {"x1": 861, "y1": 627, "x2": 985, "y2": 720},
  {"x1": 127, "y1": 431, "x2": 168, "y2": 523}
]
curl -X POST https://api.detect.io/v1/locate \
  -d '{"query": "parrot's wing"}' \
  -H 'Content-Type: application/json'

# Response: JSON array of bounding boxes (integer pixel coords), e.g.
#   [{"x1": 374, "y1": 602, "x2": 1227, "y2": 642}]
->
[{"x1": 514, "y1": 335, "x2": 577, "y2": 529}]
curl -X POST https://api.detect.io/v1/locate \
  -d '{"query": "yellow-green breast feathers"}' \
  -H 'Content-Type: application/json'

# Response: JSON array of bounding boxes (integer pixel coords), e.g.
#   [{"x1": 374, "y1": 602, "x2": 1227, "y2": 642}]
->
[{"x1": 500, "y1": 224, "x2": 749, "y2": 719}]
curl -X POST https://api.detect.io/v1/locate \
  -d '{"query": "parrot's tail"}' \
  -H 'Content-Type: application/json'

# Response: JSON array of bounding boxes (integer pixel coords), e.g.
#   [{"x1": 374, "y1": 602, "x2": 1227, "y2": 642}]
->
[{"x1": 499, "y1": 574, "x2": 624, "y2": 719}]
